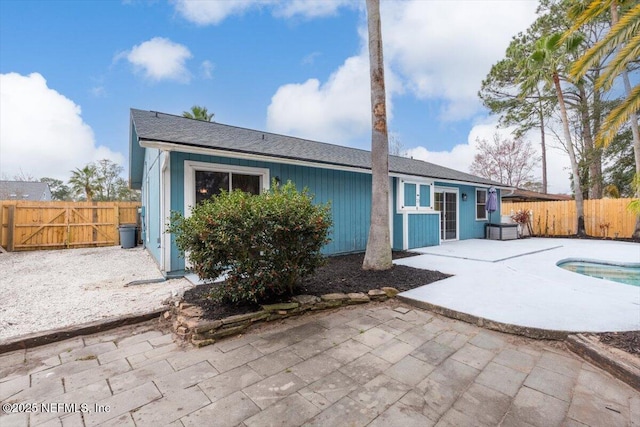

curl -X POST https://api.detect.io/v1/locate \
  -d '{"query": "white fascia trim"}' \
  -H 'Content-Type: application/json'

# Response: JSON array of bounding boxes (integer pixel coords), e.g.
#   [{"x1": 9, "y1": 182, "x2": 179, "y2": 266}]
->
[
  {"x1": 161, "y1": 150, "x2": 171, "y2": 272},
  {"x1": 142, "y1": 140, "x2": 370, "y2": 175},
  {"x1": 140, "y1": 140, "x2": 514, "y2": 191},
  {"x1": 432, "y1": 178, "x2": 512, "y2": 191}
]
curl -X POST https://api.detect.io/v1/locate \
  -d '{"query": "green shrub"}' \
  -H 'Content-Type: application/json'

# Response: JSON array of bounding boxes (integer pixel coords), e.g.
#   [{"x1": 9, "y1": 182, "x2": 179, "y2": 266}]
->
[{"x1": 169, "y1": 180, "x2": 332, "y2": 304}]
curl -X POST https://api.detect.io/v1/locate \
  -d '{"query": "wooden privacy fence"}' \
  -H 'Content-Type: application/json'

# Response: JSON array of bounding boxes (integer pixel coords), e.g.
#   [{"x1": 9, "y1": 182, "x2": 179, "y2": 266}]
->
[
  {"x1": 502, "y1": 198, "x2": 637, "y2": 238},
  {"x1": 0, "y1": 201, "x2": 141, "y2": 252}
]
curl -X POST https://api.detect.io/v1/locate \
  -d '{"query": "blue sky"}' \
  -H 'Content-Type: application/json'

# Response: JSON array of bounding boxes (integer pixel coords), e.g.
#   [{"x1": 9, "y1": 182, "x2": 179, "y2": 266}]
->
[{"x1": 2, "y1": 1, "x2": 572, "y2": 192}]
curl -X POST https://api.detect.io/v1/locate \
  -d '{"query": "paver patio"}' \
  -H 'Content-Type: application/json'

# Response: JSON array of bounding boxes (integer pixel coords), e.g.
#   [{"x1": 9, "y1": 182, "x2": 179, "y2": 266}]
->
[{"x1": 1, "y1": 301, "x2": 638, "y2": 427}]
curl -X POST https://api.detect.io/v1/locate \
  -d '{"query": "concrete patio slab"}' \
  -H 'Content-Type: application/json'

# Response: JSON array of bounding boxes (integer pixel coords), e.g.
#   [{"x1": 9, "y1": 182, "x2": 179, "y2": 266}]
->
[
  {"x1": 411, "y1": 238, "x2": 563, "y2": 262},
  {"x1": 397, "y1": 238, "x2": 640, "y2": 333}
]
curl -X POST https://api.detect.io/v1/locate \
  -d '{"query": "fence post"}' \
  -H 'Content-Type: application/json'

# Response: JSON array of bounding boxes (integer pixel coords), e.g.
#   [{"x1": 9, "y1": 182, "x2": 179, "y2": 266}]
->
[
  {"x1": 7, "y1": 205, "x2": 15, "y2": 252},
  {"x1": 0, "y1": 203, "x2": 4, "y2": 250},
  {"x1": 115, "y1": 204, "x2": 120, "y2": 246}
]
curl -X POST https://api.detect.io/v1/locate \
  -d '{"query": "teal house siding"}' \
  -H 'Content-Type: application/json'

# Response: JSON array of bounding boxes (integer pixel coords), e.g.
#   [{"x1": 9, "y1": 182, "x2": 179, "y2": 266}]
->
[
  {"x1": 408, "y1": 214, "x2": 440, "y2": 249},
  {"x1": 391, "y1": 178, "x2": 404, "y2": 250},
  {"x1": 141, "y1": 147, "x2": 162, "y2": 265},
  {"x1": 169, "y1": 152, "x2": 372, "y2": 273},
  {"x1": 129, "y1": 109, "x2": 510, "y2": 277},
  {"x1": 433, "y1": 182, "x2": 501, "y2": 240},
  {"x1": 392, "y1": 177, "x2": 439, "y2": 250}
]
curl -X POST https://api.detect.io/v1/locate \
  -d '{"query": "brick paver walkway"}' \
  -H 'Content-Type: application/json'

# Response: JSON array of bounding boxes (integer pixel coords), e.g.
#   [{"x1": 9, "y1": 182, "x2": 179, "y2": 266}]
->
[{"x1": 1, "y1": 301, "x2": 638, "y2": 426}]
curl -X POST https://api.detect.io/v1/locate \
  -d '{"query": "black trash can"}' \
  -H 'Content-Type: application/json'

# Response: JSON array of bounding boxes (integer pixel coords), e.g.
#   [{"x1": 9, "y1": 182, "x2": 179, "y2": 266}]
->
[{"x1": 119, "y1": 224, "x2": 137, "y2": 249}]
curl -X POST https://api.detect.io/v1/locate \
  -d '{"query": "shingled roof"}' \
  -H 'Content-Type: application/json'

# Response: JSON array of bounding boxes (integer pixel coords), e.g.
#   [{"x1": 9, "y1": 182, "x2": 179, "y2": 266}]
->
[
  {"x1": 131, "y1": 109, "x2": 505, "y2": 187},
  {"x1": 0, "y1": 181, "x2": 52, "y2": 201}
]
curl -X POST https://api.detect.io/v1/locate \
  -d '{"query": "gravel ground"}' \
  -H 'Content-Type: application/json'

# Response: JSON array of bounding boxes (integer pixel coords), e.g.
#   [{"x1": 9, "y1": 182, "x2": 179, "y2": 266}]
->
[{"x1": 0, "y1": 246, "x2": 194, "y2": 341}]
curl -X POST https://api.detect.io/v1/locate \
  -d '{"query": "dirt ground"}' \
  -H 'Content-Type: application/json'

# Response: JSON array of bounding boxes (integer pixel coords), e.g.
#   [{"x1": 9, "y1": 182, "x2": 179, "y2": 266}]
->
[
  {"x1": 183, "y1": 251, "x2": 451, "y2": 320},
  {"x1": 0, "y1": 246, "x2": 193, "y2": 341}
]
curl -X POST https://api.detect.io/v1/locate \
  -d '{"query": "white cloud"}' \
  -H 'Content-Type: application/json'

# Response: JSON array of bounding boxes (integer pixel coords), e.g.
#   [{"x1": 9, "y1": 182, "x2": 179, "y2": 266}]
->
[
  {"x1": 273, "y1": 0, "x2": 355, "y2": 19},
  {"x1": 267, "y1": 53, "x2": 401, "y2": 145},
  {"x1": 0, "y1": 73, "x2": 124, "y2": 181},
  {"x1": 200, "y1": 60, "x2": 214, "y2": 79},
  {"x1": 123, "y1": 37, "x2": 192, "y2": 82},
  {"x1": 267, "y1": 1, "x2": 537, "y2": 147},
  {"x1": 301, "y1": 51, "x2": 321, "y2": 66},
  {"x1": 90, "y1": 86, "x2": 106, "y2": 97},
  {"x1": 380, "y1": 1, "x2": 538, "y2": 121},
  {"x1": 172, "y1": 0, "x2": 354, "y2": 25},
  {"x1": 172, "y1": 0, "x2": 266, "y2": 25},
  {"x1": 405, "y1": 119, "x2": 573, "y2": 194}
]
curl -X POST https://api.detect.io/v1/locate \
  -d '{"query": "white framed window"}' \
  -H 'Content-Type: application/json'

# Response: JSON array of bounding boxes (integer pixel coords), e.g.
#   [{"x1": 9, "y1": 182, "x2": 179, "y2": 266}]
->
[
  {"x1": 398, "y1": 179, "x2": 434, "y2": 212},
  {"x1": 476, "y1": 188, "x2": 488, "y2": 220},
  {"x1": 184, "y1": 161, "x2": 270, "y2": 214}
]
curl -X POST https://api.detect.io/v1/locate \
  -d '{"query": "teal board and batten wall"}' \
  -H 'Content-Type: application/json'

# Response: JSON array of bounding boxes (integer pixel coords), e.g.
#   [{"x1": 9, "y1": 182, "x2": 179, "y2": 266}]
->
[
  {"x1": 143, "y1": 151, "x2": 500, "y2": 273},
  {"x1": 141, "y1": 147, "x2": 162, "y2": 265},
  {"x1": 168, "y1": 152, "x2": 373, "y2": 272},
  {"x1": 408, "y1": 214, "x2": 440, "y2": 248},
  {"x1": 392, "y1": 177, "x2": 440, "y2": 250},
  {"x1": 433, "y1": 181, "x2": 500, "y2": 240}
]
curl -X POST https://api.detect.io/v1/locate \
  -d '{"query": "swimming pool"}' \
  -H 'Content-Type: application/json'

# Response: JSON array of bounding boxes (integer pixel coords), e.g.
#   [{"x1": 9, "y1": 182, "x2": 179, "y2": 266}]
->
[{"x1": 557, "y1": 259, "x2": 640, "y2": 287}]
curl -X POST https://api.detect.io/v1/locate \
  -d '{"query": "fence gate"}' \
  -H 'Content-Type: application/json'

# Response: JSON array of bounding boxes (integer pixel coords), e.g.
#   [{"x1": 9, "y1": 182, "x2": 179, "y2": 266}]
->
[{"x1": 0, "y1": 201, "x2": 140, "y2": 251}]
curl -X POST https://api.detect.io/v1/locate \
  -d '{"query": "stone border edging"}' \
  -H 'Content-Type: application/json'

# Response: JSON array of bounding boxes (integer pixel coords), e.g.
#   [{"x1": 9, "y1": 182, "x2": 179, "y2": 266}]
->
[
  {"x1": 397, "y1": 295, "x2": 571, "y2": 340},
  {"x1": 566, "y1": 334, "x2": 640, "y2": 392},
  {"x1": 166, "y1": 288, "x2": 399, "y2": 347},
  {"x1": 0, "y1": 309, "x2": 165, "y2": 355}
]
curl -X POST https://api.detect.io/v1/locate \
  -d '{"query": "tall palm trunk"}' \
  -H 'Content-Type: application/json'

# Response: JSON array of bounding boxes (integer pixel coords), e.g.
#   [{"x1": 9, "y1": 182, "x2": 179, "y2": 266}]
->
[
  {"x1": 363, "y1": 0, "x2": 392, "y2": 270},
  {"x1": 553, "y1": 72, "x2": 586, "y2": 236},
  {"x1": 538, "y1": 94, "x2": 548, "y2": 194},
  {"x1": 611, "y1": 1, "x2": 640, "y2": 237}
]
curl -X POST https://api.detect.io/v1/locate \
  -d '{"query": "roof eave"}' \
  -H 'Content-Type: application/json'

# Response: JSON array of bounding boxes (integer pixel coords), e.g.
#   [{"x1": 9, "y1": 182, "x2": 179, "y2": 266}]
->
[{"x1": 139, "y1": 138, "x2": 511, "y2": 189}]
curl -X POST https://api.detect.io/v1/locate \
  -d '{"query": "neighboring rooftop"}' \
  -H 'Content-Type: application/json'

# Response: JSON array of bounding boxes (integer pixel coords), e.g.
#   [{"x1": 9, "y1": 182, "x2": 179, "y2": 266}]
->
[
  {"x1": 130, "y1": 109, "x2": 507, "y2": 188},
  {"x1": 503, "y1": 188, "x2": 573, "y2": 202},
  {"x1": 0, "y1": 180, "x2": 52, "y2": 201}
]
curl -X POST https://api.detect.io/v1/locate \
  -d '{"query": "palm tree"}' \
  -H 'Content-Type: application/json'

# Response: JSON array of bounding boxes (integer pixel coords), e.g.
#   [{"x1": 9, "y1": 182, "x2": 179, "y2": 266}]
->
[
  {"x1": 69, "y1": 165, "x2": 98, "y2": 202},
  {"x1": 362, "y1": 0, "x2": 392, "y2": 270},
  {"x1": 520, "y1": 33, "x2": 587, "y2": 236},
  {"x1": 565, "y1": 0, "x2": 640, "y2": 237},
  {"x1": 182, "y1": 105, "x2": 214, "y2": 122},
  {"x1": 566, "y1": 0, "x2": 639, "y2": 145}
]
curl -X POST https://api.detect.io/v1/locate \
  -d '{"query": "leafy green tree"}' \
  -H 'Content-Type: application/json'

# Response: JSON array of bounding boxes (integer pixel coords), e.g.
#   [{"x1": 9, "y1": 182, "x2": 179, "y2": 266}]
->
[
  {"x1": 94, "y1": 159, "x2": 123, "y2": 201},
  {"x1": 114, "y1": 177, "x2": 140, "y2": 201},
  {"x1": 363, "y1": 0, "x2": 392, "y2": 271},
  {"x1": 479, "y1": 31, "x2": 555, "y2": 193},
  {"x1": 69, "y1": 165, "x2": 98, "y2": 201},
  {"x1": 40, "y1": 177, "x2": 72, "y2": 201},
  {"x1": 566, "y1": 0, "x2": 640, "y2": 237},
  {"x1": 182, "y1": 105, "x2": 214, "y2": 122},
  {"x1": 482, "y1": 0, "x2": 614, "y2": 199},
  {"x1": 604, "y1": 127, "x2": 635, "y2": 197},
  {"x1": 567, "y1": 0, "x2": 640, "y2": 148},
  {"x1": 520, "y1": 32, "x2": 587, "y2": 235}
]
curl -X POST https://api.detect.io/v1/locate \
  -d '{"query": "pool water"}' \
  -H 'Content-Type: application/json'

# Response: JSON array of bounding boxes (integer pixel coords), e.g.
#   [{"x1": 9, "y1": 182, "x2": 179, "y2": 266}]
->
[{"x1": 558, "y1": 260, "x2": 640, "y2": 287}]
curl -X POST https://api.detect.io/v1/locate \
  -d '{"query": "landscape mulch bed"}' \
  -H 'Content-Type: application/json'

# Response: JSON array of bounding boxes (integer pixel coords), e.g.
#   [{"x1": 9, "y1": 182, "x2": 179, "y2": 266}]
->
[
  {"x1": 182, "y1": 251, "x2": 450, "y2": 321},
  {"x1": 181, "y1": 251, "x2": 640, "y2": 359},
  {"x1": 594, "y1": 331, "x2": 640, "y2": 356}
]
